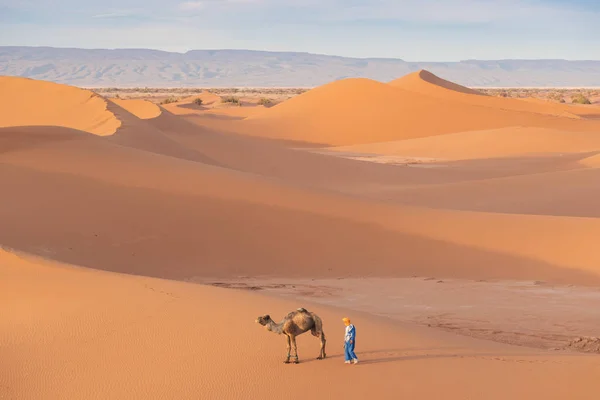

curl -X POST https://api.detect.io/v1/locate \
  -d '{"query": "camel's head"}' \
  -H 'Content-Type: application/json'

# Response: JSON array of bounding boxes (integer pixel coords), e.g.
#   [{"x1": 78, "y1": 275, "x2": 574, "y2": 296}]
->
[{"x1": 255, "y1": 314, "x2": 271, "y2": 326}]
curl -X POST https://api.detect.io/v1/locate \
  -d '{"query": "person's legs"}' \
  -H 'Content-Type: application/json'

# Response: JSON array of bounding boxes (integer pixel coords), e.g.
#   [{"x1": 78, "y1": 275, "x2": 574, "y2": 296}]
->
[
  {"x1": 348, "y1": 342, "x2": 358, "y2": 362},
  {"x1": 344, "y1": 342, "x2": 351, "y2": 362}
]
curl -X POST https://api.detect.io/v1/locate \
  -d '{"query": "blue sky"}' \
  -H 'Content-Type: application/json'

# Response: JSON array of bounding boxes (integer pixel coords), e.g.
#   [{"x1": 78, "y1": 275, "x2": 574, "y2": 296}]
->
[{"x1": 1, "y1": 0, "x2": 598, "y2": 61}]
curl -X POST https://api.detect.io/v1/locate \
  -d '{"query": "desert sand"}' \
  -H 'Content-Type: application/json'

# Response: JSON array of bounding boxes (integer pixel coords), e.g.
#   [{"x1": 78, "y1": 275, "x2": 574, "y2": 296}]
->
[
  {"x1": 112, "y1": 98, "x2": 162, "y2": 119},
  {"x1": 2, "y1": 71, "x2": 600, "y2": 399},
  {"x1": 0, "y1": 76, "x2": 120, "y2": 135},
  {"x1": 323, "y1": 127, "x2": 600, "y2": 161},
  {"x1": 4, "y1": 250, "x2": 600, "y2": 399},
  {"x1": 198, "y1": 276, "x2": 600, "y2": 351},
  {"x1": 241, "y1": 73, "x2": 599, "y2": 146},
  {"x1": 389, "y1": 70, "x2": 586, "y2": 118}
]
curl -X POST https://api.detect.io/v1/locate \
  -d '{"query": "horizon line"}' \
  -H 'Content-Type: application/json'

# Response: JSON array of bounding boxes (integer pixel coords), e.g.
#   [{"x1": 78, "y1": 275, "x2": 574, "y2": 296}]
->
[{"x1": 3, "y1": 45, "x2": 600, "y2": 63}]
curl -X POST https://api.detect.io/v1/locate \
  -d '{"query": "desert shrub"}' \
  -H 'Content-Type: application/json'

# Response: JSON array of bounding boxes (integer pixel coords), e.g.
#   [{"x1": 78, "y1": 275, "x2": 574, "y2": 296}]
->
[
  {"x1": 222, "y1": 96, "x2": 241, "y2": 105},
  {"x1": 161, "y1": 97, "x2": 179, "y2": 104},
  {"x1": 498, "y1": 90, "x2": 509, "y2": 98},
  {"x1": 258, "y1": 98, "x2": 273, "y2": 106},
  {"x1": 548, "y1": 93, "x2": 565, "y2": 103},
  {"x1": 193, "y1": 98, "x2": 203, "y2": 106},
  {"x1": 571, "y1": 94, "x2": 591, "y2": 105}
]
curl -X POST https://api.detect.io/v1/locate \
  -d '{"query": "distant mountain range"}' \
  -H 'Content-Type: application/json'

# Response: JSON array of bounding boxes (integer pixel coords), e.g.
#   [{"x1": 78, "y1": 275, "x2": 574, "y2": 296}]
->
[{"x1": 2, "y1": 46, "x2": 600, "y2": 88}]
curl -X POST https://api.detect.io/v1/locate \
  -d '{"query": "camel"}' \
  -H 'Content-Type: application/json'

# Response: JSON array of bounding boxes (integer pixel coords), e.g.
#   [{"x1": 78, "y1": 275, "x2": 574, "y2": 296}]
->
[{"x1": 255, "y1": 308, "x2": 326, "y2": 364}]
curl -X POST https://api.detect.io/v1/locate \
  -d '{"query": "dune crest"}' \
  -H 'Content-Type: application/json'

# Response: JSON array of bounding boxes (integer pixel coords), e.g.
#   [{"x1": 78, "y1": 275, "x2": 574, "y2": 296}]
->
[
  {"x1": 190, "y1": 91, "x2": 222, "y2": 106},
  {"x1": 389, "y1": 69, "x2": 484, "y2": 96},
  {"x1": 0, "y1": 76, "x2": 120, "y2": 135},
  {"x1": 111, "y1": 99, "x2": 161, "y2": 119},
  {"x1": 389, "y1": 70, "x2": 587, "y2": 119},
  {"x1": 580, "y1": 153, "x2": 600, "y2": 167}
]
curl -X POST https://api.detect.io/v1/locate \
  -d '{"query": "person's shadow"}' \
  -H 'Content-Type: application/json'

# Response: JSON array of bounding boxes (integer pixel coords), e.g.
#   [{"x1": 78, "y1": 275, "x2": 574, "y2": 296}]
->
[
  {"x1": 300, "y1": 347, "x2": 459, "y2": 364},
  {"x1": 299, "y1": 347, "x2": 578, "y2": 365}
]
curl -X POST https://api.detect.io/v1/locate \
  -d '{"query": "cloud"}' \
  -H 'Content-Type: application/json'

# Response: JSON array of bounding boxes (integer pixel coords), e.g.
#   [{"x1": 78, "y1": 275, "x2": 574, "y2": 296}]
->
[
  {"x1": 179, "y1": 1, "x2": 205, "y2": 11},
  {"x1": 239, "y1": 0, "x2": 597, "y2": 26},
  {"x1": 178, "y1": 0, "x2": 261, "y2": 11},
  {"x1": 92, "y1": 12, "x2": 136, "y2": 19},
  {"x1": 2, "y1": 0, "x2": 599, "y2": 61}
]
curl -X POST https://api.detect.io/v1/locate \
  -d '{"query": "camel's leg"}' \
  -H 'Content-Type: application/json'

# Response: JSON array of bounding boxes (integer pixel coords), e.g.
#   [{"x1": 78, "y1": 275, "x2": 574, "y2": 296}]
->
[
  {"x1": 290, "y1": 335, "x2": 299, "y2": 364},
  {"x1": 318, "y1": 331, "x2": 327, "y2": 359},
  {"x1": 284, "y1": 335, "x2": 291, "y2": 364}
]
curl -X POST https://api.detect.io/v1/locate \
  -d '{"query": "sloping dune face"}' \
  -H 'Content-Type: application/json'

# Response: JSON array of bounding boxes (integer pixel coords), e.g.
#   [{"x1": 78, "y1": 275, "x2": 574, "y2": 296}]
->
[
  {"x1": 2, "y1": 75, "x2": 600, "y2": 284},
  {"x1": 580, "y1": 153, "x2": 600, "y2": 167},
  {"x1": 243, "y1": 76, "x2": 597, "y2": 146},
  {"x1": 3, "y1": 124, "x2": 600, "y2": 283},
  {"x1": 111, "y1": 99, "x2": 161, "y2": 119},
  {"x1": 0, "y1": 76, "x2": 120, "y2": 135},
  {"x1": 329, "y1": 127, "x2": 600, "y2": 161}
]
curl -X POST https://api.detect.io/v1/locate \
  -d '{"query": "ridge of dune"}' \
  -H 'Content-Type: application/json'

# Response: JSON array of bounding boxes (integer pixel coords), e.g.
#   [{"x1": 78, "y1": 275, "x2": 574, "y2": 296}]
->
[
  {"x1": 388, "y1": 70, "x2": 586, "y2": 119},
  {"x1": 580, "y1": 153, "x2": 600, "y2": 167},
  {"x1": 241, "y1": 76, "x2": 600, "y2": 146},
  {"x1": 152, "y1": 110, "x2": 564, "y2": 189},
  {"x1": 163, "y1": 99, "x2": 265, "y2": 119},
  {"x1": 327, "y1": 127, "x2": 600, "y2": 161},
  {"x1": 111, "y1": 98, "x2": 161, "y2": 119},
  {"x1": 389, "y1": 69, "x2": 484, "y2": 96},
  {"x1": 187, "y1": 91, "x2": 221, "y2": 105},
  {"x1": 160, "y1": 92, "x2": 223, "y2": 116},
  {"x1": 103, "y1": 101, "x2": 221, "y2": 166},
  {"x1": 0, "y1": 76, "x2": 121, "y2": 135}
]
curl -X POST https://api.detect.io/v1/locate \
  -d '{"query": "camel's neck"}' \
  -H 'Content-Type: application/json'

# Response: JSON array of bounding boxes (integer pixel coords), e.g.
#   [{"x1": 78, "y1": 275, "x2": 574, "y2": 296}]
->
[{"x1": 266, "y1": 320, "x2": 284, "y2": 335}]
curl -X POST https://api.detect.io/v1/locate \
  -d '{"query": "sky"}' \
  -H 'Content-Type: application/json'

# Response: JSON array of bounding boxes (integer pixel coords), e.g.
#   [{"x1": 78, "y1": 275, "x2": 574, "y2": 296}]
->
[{"x1": 1, "y1": 0, "x2": 599, "y2": 61}]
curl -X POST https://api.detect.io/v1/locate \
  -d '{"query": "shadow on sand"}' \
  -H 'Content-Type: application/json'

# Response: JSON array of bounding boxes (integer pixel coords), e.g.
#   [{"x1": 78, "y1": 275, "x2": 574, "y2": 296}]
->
[{"x1": 297, "y1": 347, "x2": 582, "y2": 365}]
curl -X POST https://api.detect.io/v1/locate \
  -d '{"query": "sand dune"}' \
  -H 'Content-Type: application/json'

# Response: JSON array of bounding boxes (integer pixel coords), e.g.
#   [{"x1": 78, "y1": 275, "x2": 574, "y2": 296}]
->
[
  {"x1": 374, "y1": 165, "x2": 600, "y2": 217},
  {"x1": 189, "y1": 90, "x2": 221, "y2": 105},
  {"x1": 111, "y1": 98, "x2": 161, "y2": 119},
  {"x1": 4, "y1": 250, "x2": 600, "y2": 400},
  {"x1": 580, "y1": 152, "x2": 600, "y2": 167},
  {"x1": 163, "y1": 97, "x2": 267, "y2": 119},
  {"x1": 389, "y1": 69, "x2": 485, "y2": 96},
  {"x1": 327, "y1": 127, "x2": 600, "y2": 161},
  {"x1": 2, "y1": 123, "x2": 600, "y2": 283},
  {"x1": 0, "y1": 76, "x2": 120, "y2": 135},
  {"x1": 104, "y1": 101, "x2": 220, "y2": 165},
  {"x1": 4, "y1": 75, "x2": 600, "y2": 399},
  {"x1": 205, "y1": 106, "x2": 267, "y2": 118},
  {"x1": 390, "y1": 70, "x2": 584, "y2": 119},
  {"x1": 149, "y1": 110, "x2": 578, "y2": 190},
  {"x1": 242, "y1": 76, "x2": 600, "y2": 146},
  {"x1": 2, "y1": 77, "x2": 600, "y2": 282}
]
